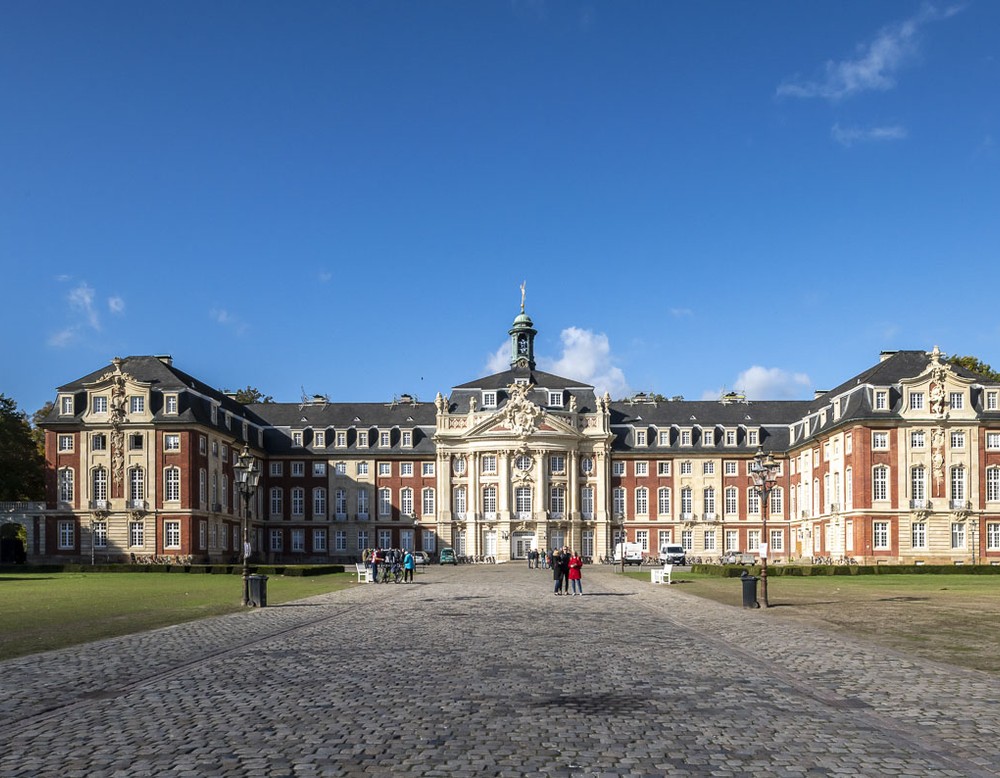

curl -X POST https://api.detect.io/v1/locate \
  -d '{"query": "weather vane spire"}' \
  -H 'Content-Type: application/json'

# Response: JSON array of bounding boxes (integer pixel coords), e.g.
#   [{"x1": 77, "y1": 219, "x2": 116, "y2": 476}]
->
[{"x1": 520, "y1": 280, "x2": 526, "y2": 313}]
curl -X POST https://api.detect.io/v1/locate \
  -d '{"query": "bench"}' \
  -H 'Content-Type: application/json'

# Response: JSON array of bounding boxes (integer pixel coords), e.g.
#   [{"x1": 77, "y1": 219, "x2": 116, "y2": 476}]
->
[
  {"x1": 651, "y1": 564, "x2": 673, "y2": 585},
  {"x1": 354, "y1": 562, "x2": 373, "y2": 583}
]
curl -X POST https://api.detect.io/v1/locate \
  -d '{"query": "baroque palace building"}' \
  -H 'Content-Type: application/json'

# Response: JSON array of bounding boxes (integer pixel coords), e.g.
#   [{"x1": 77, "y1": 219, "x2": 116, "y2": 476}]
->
[{"x1": 32, "y1": 304, "x2": 1000, "y2": 566}]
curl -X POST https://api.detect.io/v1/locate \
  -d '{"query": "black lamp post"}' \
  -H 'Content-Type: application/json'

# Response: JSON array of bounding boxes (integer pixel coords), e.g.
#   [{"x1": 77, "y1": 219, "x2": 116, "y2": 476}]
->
[
  {"x1": 748, "y1": 446, "x2": 780, "y2": 608},
  {"x1": 234, "y1": 444, "x2": 261, "y2": 607}
]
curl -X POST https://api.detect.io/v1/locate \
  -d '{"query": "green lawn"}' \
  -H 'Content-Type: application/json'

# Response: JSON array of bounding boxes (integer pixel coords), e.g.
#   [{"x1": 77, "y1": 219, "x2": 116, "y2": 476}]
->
[
  {"x1": 0, "y1": 571, "x2": 355, "y2": 661},
  {"x1": 628, "y1": 569, "x2": 1000, "y2": 674}
]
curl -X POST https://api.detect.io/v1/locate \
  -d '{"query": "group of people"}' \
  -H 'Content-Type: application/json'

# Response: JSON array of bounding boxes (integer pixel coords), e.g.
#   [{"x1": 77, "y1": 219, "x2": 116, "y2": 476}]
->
[
  {"x1": 547, "y1": 546, "x2": 584, "y2": 595},
  {"x1": 361, "y1": 547, "x2": 415, "y2": 583}
]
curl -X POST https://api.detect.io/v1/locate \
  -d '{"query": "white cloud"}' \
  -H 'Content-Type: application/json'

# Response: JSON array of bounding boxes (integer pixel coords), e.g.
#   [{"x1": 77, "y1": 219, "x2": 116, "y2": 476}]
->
[
  {"x1": 318, "y1": 270, "x2": 333, "y2": 283},
  {"x1": 669, "y1": 307, "x2": 693, "y2": 318},
  {"x1": 108, "y1": 296, "x2": 125, "y2": 314},
  {"x1": 210, "y1": 308, "x2": 249, "y2": 335},
  {"x1": 777, "y1": 5, "x2": 960, "y2": 100},
  {"x1": 47, "y1": 327, "x2": 77, "y2": 348},
  {"x1": 831, "y1": 123, "x2": 908, "y2": 147},
  {"x1": 483, "y1": 326, "x2": 630, "y2": 398},
  {"x1": 703, "y1": 365, "x2": 811, "y2": 401},
  {"x1": 68, "y1": 282, "x2": 100, "y2": 330}
]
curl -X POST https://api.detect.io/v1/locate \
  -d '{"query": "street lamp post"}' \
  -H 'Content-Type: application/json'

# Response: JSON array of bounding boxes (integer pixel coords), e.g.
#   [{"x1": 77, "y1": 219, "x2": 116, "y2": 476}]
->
[
  {"x1": 748, "y1": 446, "x2": 780, "y2": 608},
  {"x1": 234, "y1": 445, "x2": 261, "y2": 607}
]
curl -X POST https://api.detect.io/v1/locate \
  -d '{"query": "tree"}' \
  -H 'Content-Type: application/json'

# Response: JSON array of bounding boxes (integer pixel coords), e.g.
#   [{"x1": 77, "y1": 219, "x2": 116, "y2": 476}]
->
[
  {"x1": 948, "y1": 355, "x2": 1000, "y2": 382},
  {"x1": 0, "y1": 394, "x2": 45, "y2": 501},
  {"x1": 222, "y1": 386, "x2": 275, "y2": 404},
  {"x1": 31, "y1": 400, "x2": 53, "y2": 458}
]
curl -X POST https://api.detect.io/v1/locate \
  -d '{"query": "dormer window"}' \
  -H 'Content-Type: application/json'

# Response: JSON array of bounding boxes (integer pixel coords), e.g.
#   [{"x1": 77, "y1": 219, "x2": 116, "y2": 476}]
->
[
  {"x1": 635, "y1": 430, "x2": 647, "y2": 446},
  {"x1": 725, "y1": 429, "x2": 736, "y2": 446},
  {"x1": 59, "y1": 395, "x2": 74, "y2": 415},
  {"x1": 92, "y1": 396, "x2": 108, "y2": 414},
  {"x1": 129, "y1": 396, "x2": 145, "y2": 414},
  {"x1": 379, "y1": 431, "x2": 391, "y2": 447},
  {"x1": 357, "y1": 431, "x2": 369, "y2": 447},
  {"x1": 747, "y1": 429, "x2": 759, "y2": 446},
  {"x1": 703, "y1": 429, "x2": 715, "y2": 446},
  {"x1": 658, "y1": 430, "x2": 669, "y2": 445},
  {"x1": 680, "y1": 430, "x2": 692, "y2": 446},
  {"x1": 910, "y1": 391, "x2": 925, "y2": 411},
  {"x1": 548, "y1": 391, "x2": 563, "y2": 408},
  {"x1": 874, "y1": 390, "x2": 888, "y2": 410},
  {"x1": 292, "y1": 431, "x2": 303, "y2": 447},
  {"x1": 165, "y1": 395, "x2": 178, "y2": 414},
  {"x1": 402, "y1": 431, "x2": 412, "y2": 447},
  {"x1": 483, "y1": 391, "x2": 497, "y2": 409},
  {"x1": 314, "y1": 431, "x2": 326, "y2": 448},
  {"x1": 210, "y1": 406, "x2": 218, "y2": 424}
]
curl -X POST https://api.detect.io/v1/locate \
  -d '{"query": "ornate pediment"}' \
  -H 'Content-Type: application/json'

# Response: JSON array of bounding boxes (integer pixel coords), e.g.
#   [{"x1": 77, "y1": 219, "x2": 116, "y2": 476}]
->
[{"x1": 502, "y1": 381, "x2": 540, "y2": 438}]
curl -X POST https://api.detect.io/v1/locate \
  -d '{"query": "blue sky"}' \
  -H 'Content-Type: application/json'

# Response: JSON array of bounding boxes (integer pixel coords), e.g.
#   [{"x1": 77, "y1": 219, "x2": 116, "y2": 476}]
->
[{"x1": 2, "y1": 1, "x2": 998, "y2": 415}]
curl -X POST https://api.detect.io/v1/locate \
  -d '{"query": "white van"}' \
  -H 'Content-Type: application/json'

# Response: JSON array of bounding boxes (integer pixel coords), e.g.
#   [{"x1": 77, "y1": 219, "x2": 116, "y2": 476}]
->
[
  {"x1": 613, "y1": 542, "x2": 644, "y2": 566},
  {"x1": 661, "y1": 544, "x2": 687, "y2": 565}
]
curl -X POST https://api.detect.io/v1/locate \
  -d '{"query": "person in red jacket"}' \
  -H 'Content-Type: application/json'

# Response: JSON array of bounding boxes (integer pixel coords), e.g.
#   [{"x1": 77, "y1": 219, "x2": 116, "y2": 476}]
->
[{"x1": 568, "y1": 550, "x2": 584, "y2": 596}]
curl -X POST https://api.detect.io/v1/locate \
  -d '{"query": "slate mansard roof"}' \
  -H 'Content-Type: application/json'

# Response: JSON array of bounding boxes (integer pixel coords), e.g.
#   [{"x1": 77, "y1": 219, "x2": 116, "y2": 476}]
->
[{"x1": 449, "y1": 366, "x2": 598, "y2": 414}]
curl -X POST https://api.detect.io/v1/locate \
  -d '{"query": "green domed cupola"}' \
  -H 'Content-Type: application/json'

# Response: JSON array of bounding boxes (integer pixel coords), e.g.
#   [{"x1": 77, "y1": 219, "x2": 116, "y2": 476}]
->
[{"x1": 509, "y1": 282, "x2": 537, "y2": 370}]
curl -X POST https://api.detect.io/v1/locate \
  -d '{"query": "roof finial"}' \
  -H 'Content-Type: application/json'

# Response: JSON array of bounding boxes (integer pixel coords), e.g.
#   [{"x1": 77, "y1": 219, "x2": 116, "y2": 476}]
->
[{"x1": 520, "y1": 280, "x2": 526, "y2": 313}]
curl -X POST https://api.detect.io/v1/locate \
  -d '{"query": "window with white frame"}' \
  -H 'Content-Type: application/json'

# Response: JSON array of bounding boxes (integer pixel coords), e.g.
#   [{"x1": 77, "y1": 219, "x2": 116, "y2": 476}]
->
[
  {"x1": 680, "y1": 461, "x2": 692, "y2": 475},
  {"x1": 92, "y1": 395, "x2": 108, "y2": 414},
  {"x1": 58, "y1": 468, "x2": 74, "y2": 503},
  {"x1": 356, "y1": 462, "x2": 369, "y2": 476},
  {"x1": 357, "y1": 488, "x2": 369, "y2": 517},
  {"x1": 270, "y1": 487, "x2": 283, "y2": 518},
  {"x1": 704, "y1": 530, "x2": 717, "y2": 551},
  {"x1": 336, "y1": 431, "x2": 347, "y2": 447},
  {"x1": 612, "y1": 487, "x2": 626, "y2": 516},
  {"x1": 548, "y1": 391, "x2": 563, "y2": 407},
  {"x1": 770, "y1": 488, "x2": 782, "y2": 516},
  {"x1": 270, "y1": 529, "x2": 283, "y2": 552},
  {"x1": 314, "y1": 431, "x2": 326, "y2": 447},
  {"x1": 950, "y1": 466, "x2": 966, "y2": 503},
  {"x1": 378, "y1": 462, "x2": 391, "y2": 476},
  {"x1": 703, "y1": 487, "x2": 715, "y2": 517},
  {"x1": 680, "y1": 430, "x2": 692, "y2": 446},
  {"x1": 612, "y1": 461, "x2": 625, "y2": 476},
  {"x1": 872, "y1": 465, "x2": 889, "y2": 501},
  {"x1": 949, "y1": 392, "x2": 963, "y2": 410},
  {"x1": 635, "y1": 429, "x2": 646, "y2": 446},
  {"x1": 950, "y1": 430, "x2": 966, "y2": 449},
  {"x1": 378, "y1": 488, "x2": 392, "y2": 516},
  {"x1": 129, "y1": 521, "x2": 144, "y2": 547},
  {"x1": 988, "y1": 391, "x2": 1000, "y2": 411},
  {"x1": 634, "y1": 461, "x2": 648, "y2": 477},
  {"x1": 483, "y1": 391, "x2": 497, "y2": 409},
  {"x1": 703, "y1": 429, "x2": 715, "y2": 446},
  {"x1": 910, "y1": 430, "x2": 925, "y2": 449},
  {"x1": 378, "y1": 528, "x2": 393, "y2": 549},
  {"x1": 747, "y1": 487, "x2": 760, "y2": 514},
  {"x1": 91, "y1": 468, "x2": 109, "y2": 505},
  {"x1": 988, "y1": 467, "x2": 1000, "y2": 502},
  {"x1": 580, "y1": 485, "x2": 593, "y2": 517},
  {"x1": 129, "y1": 467, "x2": 145, "y2": 504},
  {"x1": 483, "y1": 484, "x2": 497, "y2": 515},
  {"x1": 482, "y1": 455, "x2": 497, "y2": 474},
  {"x1": 400, "y1": 462, "x2": 414, "y2": 477},
  {"x1": 453, "y1": 457, "x2": 466, "y2": 475},
  {"x1": 680, "y1": 486, "x2": 692, "y2": 517},
  {"x1": 165, "y1": 468, "x2": 180, "y2": 502},
  {"x1": 658, "y1": 430, "x2": 670, "y2": 445},
  {"x1": 514, "y1": 486, "x2": 531, "y2": 516},
  {"x1": 357, "y1": 431, "x2": 369, "y2": 447},
  {"x1": 724, "y1": 461, "x2": 737, "y2": 476},
  {"x1": 92, "y1": 433, "x2": 106, "y2": 451},
  {"x1": 635, "y1": 530, "x2": 648, "y2": 551},
  {"x1": 657, "y1": 460, "x2": 671, "y2": 476},
  {"x1": 873, "y1": 521, "x2": 889, "y2": 549},
  {"x1": 58, "y1": 520, "x2": 75, "y2": 549},
  {"x1": 551, "y1": 486, "x2": 566, "y2": 516},
  {"x1": 422, "y1": 529, "x2": 437, "y2": 552},
  {"x1": 911, "y1": 521, "x2": 927, "y2": 549},
  {"x1": 402, "y1": 431, "x2": 412, "y2": 447},
  {"x1": 313, "y1": 528, "x2": 327, "y2": 552},
  {"x1": 725, "y1": 486, "x2": 738, "y2": 515},
  {"x1": 725, "y1": 429, "x2": 736, "y2": 446},
  {"x1": 313, "y1": 488, "x2": 326, "y2": 518},
  {"x1": 635, "y1": 487, "x2": 648, "y2": 516},
  {"x1": 703, "y1": 461, "x2": 715, "y2": 475},
  {"x1": 379, "y1": 431, "x2": 391, "y2": 447},
  {"x1": 292, "y1": 431, "x2": 303, "y2": 447},
  {"x1": 911, "y1": 466, "x2": 926, "y2": 502},
  {"x1": 291, "y1": 487, "x2": 304, "y2": 516},
  {"x1": 422, "y1": 488, "x2": 435, "y2": 516},
  {"x1": 335, "y1": 530, "x2": 347, "y2": 551},
  {"x1": 57, "y1": 434, "x2": 73, "y2": 452},
  {"x1": 987, "y1": 523, "x2": 1000, "y2": 550},
  {"x1": 657, "y1": 487, "x2": 671, "y2": 516},
  {"x1": 163, "y1": 433, "x2": 180, "y2": 452},
  {"x1": 581, "y1": 456, "x2": 594, "y2": 475},
  {"x1": 422, "y1": 462, "x2": 435, "y2": 477},
  {"x1": 550, "y1": 455, "x2": 565, "y2": 474},
  {"x1": 59, "y1": 395, "x2": 73, "y2": 415},
  {"x1": 769, "y1": 529, "x2": 783, "y2": 551},
  {"x1": 951, "y1": 522, "x2": 965, "y2": 550},
  {"x1": 872, "y1": 431, "x2": 889, "y2": 450},
  {"x1": 681, "y1": 530, "x2": 693, "y2": 551},
  {"x1": 725, "y1": 529, "x2": 738, "y2": 551},
  {"x1": 747, "y1": 430, "x2": 759, "y2": 446},
  {"x1": 313, "y1": 462, "x2": 326, "y2": 477},
  {"x1": 129, "y1": 396, "x2": 145, "y2": 414},
  {"x1": 335, "y1": 489, "x2": 347, "y2": 517},
  {"x1": 988, "y1": 432, "x2": 1000, "y2": 450},
  {"x1": 400, "y1": 487, "x2": 413, "y2": 516},
  {"x1": 164, "y1": 521, "x2": 180, "y2": 548},
  {"x1": 292, "y1": 461, "x2": 305, "y2": 477},
  {"x1": 910, "y1": 391, "x2": 925, "y2": 411},
  {"x1": 875, "y1": 390, "x2": 888, "y2": 410}
]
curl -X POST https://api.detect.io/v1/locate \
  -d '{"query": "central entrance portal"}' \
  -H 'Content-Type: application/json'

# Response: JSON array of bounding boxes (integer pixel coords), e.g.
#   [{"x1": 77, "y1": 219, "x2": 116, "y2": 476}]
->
[{"x1": 512, "y1": 532, "x2": 535, "y2": 560}]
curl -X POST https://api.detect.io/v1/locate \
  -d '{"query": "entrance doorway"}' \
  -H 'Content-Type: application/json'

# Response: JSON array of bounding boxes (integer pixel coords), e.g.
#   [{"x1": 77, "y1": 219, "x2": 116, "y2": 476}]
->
[{"x1": 512, "y1": 532, "x2": 535, "y2": 559}]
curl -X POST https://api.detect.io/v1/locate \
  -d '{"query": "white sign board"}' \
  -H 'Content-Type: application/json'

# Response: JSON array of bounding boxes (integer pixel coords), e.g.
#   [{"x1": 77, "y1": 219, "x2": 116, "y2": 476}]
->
[{"x1": 759, "y1": 542, "x2": 768, "y2": 559}]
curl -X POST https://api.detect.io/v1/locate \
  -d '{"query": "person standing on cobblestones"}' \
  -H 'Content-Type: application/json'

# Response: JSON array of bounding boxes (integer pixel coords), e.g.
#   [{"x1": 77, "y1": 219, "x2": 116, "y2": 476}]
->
[
  {"x1": 568, "y1": 550, "x2": 583, "y2": 595},
  {"x1": 370, "y1": 547, "x2": 382, "y2": 584},
  {"x1": 551, "y1": 549, "x2": 564, "y2": 594},
  {"x1": 402, "y1": 550, "x2": 415, "y2": 583}
]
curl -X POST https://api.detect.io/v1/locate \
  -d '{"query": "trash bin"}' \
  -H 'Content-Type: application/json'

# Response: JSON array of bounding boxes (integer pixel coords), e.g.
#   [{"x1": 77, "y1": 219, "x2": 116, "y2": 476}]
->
[
  {"x1": 740, "y1": 571, "x2": 759, "y2": 609},
  {"x1": 248, "y1": 574, "x2": 269, "y2": 607}
]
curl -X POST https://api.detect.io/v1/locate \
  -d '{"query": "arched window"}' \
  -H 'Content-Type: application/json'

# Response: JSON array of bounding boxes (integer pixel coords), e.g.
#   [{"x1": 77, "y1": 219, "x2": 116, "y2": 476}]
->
[
  {"x1": 453, "y1": 486, "x2": 466, "y2": 517},
  {"x1": 164, "y1": 467, "x2": 180, "y2": 502},
  {"x1": 769, "y1": 487, "x2": 783, "y2": 516},
  {"x1": 291, "y1": 487, "x2": 305, "y2": 516},
  {"x1": 422, "y1": 487, "x2": 435, "y2": 516},
  {"x1": 482, "y1": 485, "x2": 497, "y2": 515},
  {"x1": 724, "y1": 486, "x2": 738, "y2": 516},
  {"x1": 551, "y1": 485, "x2": 566, "y2": 516},
  {"x1": 911, "y1": 465, "x2": 926, "y2": 503},
  {"x1": 58, "y1": 468, "x2": 74, "y2": 503},
  {"x1": 128, "y1": 467, "x2": 145, "y2": 505},
  {"x1": 378, "y1": 487, "x2": 392, "y2": 517},
  {"x1": 703, "y1": 487, "x2": 715, "y2": 517},
  {"x1": 400, "y1": 487, "x2": 414, "y2": 517},
  {"x1": 313, "y1": 487, "x2": 327, "y2": 518},
  {"x1": 950, "y1": 466, "x2": 966, "y2": 505},
  {"x1": 657, "y1": 487, "x2": 671, "y2": 516},
  {"x1": 635, "y1": 487, "x2": 648, "y2": 516},
  {"x1": 581, "y1": 485, "x2": 594, "y2": 518},
  {"x1": 92, "y1": 467, "x2": 108, "y2": 504},
  {"x1": 270, "y1": 487, "x2": 283, "y2": 518},
  {"x1": 612, "y1": 487, "x2": 626, "y2": 516},
  {"x1": 681, "y1": 486, "x2": 693, "y2": 517},
  {"x1": 872, "y1": 465, "x2": 889, "y2": 502}
]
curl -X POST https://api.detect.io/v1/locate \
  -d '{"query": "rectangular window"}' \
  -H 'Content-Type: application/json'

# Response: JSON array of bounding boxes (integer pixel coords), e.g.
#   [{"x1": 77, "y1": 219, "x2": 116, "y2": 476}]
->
[
  {"x1": 335, "y1": 530, "x2": 347, "y2": 551},
  {"x1": 401, "y1": 462, "x2": 414, "y2": 477},
  {"x1": 910, "y1": 430, "x2": 925, "y2": 449},
  {"x1": 725, "y1": 488, "x2": 738, "y2": 515},
  {"x1": 634, "y1": 461, "x2": 647, "y2": 477},
  {"x1": 950, "y1": 431, "x2": 966, "y2": 449},
  {"x1": 724, "y1": 461, "x2": 737, "y2": 476},
  {"x1": 270, "y1": 488, "x2": 283, "y2": 518},
  {"x1": 336, "y1": 432, "x2": 347, "y2": 447},
  {"x1": 747, "y1": 430, "x2": 759, "y2": 446},
  {"x1": 379, "y1": 488, "x2": 392, "y2": 517},
  {"x1": 704, "y1": 530, "x2": 716, "y2": 551},
  {"x1": 357, "y1": 431, "x2": 369, "y2": 447},
  {"x1": 291, "y1": 488, "x2": 304, "y2": 516},
  {"x1": 313, "y1": 462, "x2": 327, "y2": 476},
  {"x1": 164, "y1": 434, "x2": 180, "y2": 451},
  {"x1": 657, "y1": 461, "x2": 672, "y2": 476},
  {"x1": 680, "y1": 461, "x2": 692, "y2": 475},
  {"x1": 357, "y1": 488, "x2": 369, "y2": 518},
  {"x1": 769, "y1": 529, "x2": 783, "y2": 552},
  {"x1": 313, "y1": 488, "x2": 326, "y2": 518},
  {"x1": 314, "y1": 431, "x2": 326, "y2": 447},
  {"x1": 270, "y1": 529, "x2": 283, "y2": 552},
  {"x1": 747, "y1": 530, "x2": 760, "y2": 551},
  {"x1": 612, "y1": 461, "x2": 625, "y2": 476},
  {"x1": 634, "y1": 530, "x2": 648, "y2": 552},
  {"x1": 988, "y1": 392, "x2": 1000, "y2": 411},
  {"x1": 357, "y1": 530, "x2": 369, "y2": 550},
  {"x1": 335, "y1": 462, "x2": 347, "y2": 476},
  {"x1": 128, "y1": 433, "x2": 143, "y2": 451},
  {"x1": 165, "y1": 469, "x2": 180, "y2": 501},
  {"x1": 357, "y1": 462, "x2": 369, "y2": 476},
  {"x1": 702, "y1": 461, "x2": 714, "y2": 475},
  {"x1": 951, "y1": 522, "x2": 966, "y2": 550},
  {"x1": 987, "y1": 432, "x2": 1000, "y2": 450},
  {"x1": 725, "y1": 529, "x2": 738, "y2": 551},
  {"x1": 402, "y1": 431, "x2": 412, "y2": 447},
  {"x1": 401, "y1": 488, "x2": 414, "y2": 516},
  {"x1": 58, "y1": 520, "x2": 75, "y2": 549},
  {"x1": 872, "y1": 432, "x2": 888, "y2": 450},
  {"x1": 292, "y1": 461, "x2": 305, "y2": 477},
  {"x1": 681, "y1": 530, "x2": 692, "y2": 551},
  {"x1": 483, "y1": 391, "x2": 497, "y2": 408},
  {"x1": 657, "y1": 487, "x2": 670, "y2": 516},
  {"x1": 680, "y1": 430, "x2": 691, "y2": 446},
  {"x1": 165, "y1": 521, "x2": 181, "y2": 548},
  {"x1": 613, "y1": 488, "x2": 626, "y2": 516},
  {"x1": 949, "y1": 392, "x2": 963, "y2": 410},
  {"x1": 378, "y1": 462, "x2": 391, "y2": 476},
  {"x1": 379, "y1": 431, "x2": 391, "y2": 447},
  {"x1": 659, "y1": 431, "x2": 670, "y2": 446},
  {"x1": 58, "y1": 434, "x2": 73, "y2": 452},
  {"x1": 911, "y1": 522, "x2": 927, "y2": 549},
  {"x1": 873, "y1": 467, "x2": 888, "y2": 501},
  {"x1": 988, "y1": 469, "x2": 1000, "y2": 502},
  {"x1": 910, "y1": 391, "x2": 924, "y2": 411},
  {"x1": 725, "y1": 430, "x2": 736, "y2": 446},
  {"x1": 92, "y1": 433, "x2": 107, "y2": 451},
  {"x1": 875, "y1": 390, "x2": 888, "y2": 410},
  {"x1": 422, "y1": 462, "x2": 435, "y2": 477},
  {"x1": 129, "y1": 521, "x2": 145, "y2": 547},
  {"x1": 335, "y1": 489, "x2": 347, "y2": 517},
  {"x1": 548, "y1": 391, "x2": 563, "y2": 407},
  {"x1": 987, "y1": 523, "x2": 1000, "y2": 550},
  {"x1": 92, "y1": 396, "x2": 108, "y2": 414},
  {"x1": 291, "y1": 529, "x2": 305, "y2": 552},
  {"x1": 550, "y1": 455, "x2": 565, "y2": 474},
  {"x1": 635, "y1": 429, "x2": 646, "y2": 446},
  {"x1": 634, "y1": 488, "x2": 648, "y2": 515},
  {"x1": 482, "y1": 455, "x2": 497, "y2": 474},
  {"x1": 313, "y1": 529, "x2": 328, "y2": 552},
  {"x1": 60, "y1": 395, "x2": 74, "y2": 415},
  {"x1": 702, "y1": 429, "x2": 715, "y2": 446},
  {"x1": 129, "y1": 396, "x2": 145, "y2": 414},
  {"x1": 165, "y1": 395, "x2": 178, "y2": 414},
  {"x1": 292, "y1": 431, "x2": 303, "y2": 447},
  {"x1": 873, "y1": 521, "x2": 890, "y2": 549},
  {"x1": 270, "y1": 462, "x2": 283, "y2": 477}
]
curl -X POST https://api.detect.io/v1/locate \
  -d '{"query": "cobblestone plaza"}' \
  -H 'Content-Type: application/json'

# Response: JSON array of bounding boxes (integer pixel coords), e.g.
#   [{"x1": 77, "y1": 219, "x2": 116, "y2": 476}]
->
[{"x1": 3, "y1": 566, "x2": 998, "y2": 777}]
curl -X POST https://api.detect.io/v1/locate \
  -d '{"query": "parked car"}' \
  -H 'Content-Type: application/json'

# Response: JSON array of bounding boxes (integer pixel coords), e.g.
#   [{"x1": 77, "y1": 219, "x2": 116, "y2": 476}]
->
[
  {"x1": 438, "y1": 547, "x2": 457, "y2": 565},
  {"x1": 660, "y1": 544, "x2": 687, "y2": 565},
  {"x1": 412, "y1": 551, "x2": 430, "y2": 565}
]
